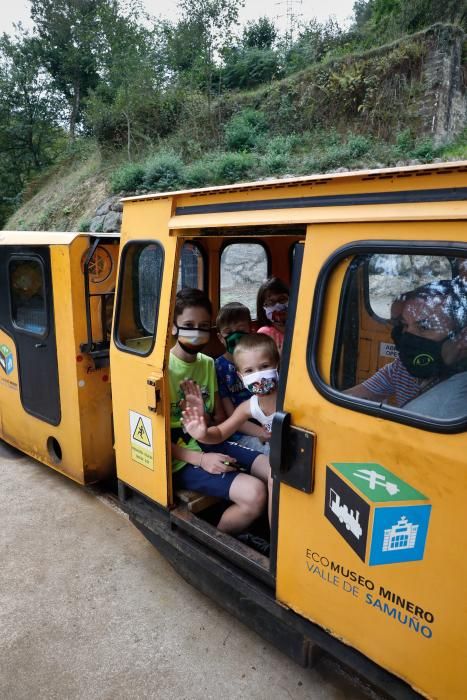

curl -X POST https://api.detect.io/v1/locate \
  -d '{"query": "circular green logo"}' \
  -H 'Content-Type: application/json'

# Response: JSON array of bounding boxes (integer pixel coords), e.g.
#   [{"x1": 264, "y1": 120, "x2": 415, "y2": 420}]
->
[{"x1": 413, "y1": 353, "x2": 434, "y2": 367}]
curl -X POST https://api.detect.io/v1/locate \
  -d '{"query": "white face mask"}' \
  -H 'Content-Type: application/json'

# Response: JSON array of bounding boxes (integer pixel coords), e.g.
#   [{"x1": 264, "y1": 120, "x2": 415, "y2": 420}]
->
[
  {"x1": 241, "y1": 368, "x2": 279, "y2": 395},
  {"x1": 264, "y1": 302, "x2": 288, "y2": 323},
  {"x1": 177, "y1": 327, "x2": 211, "y2": 346}
]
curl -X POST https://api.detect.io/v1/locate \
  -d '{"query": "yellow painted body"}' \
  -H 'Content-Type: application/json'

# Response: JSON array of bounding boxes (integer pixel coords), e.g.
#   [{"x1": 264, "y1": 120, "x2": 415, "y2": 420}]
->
[
  {"x1": 3, "y1": 161, "x2": 467, "y2": 698},
  {"x1": 0, "y1": 233, "x2": 117, "y2": 483},
  {"x1": 275, "y1": 221, "x2": 467, "y2": 700},
  {"x1": 111, "y1": 162, "x2": 467, "y2": 699}
]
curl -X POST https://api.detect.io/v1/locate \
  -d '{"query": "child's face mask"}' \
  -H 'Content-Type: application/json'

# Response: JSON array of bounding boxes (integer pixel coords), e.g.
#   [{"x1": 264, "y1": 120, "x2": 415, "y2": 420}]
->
[
  {"x1": 264, "y1": 302, "x2": 288, "y2": 324},
  {"x1": 176, "y1": 326, "x2": 210, "y2": 355},
  {"x1": 241, "y1": 368, "x2": 279, "y2": 395},
  {"x1": 223, "y1": 330, "x2": 248, "y2": 354}
]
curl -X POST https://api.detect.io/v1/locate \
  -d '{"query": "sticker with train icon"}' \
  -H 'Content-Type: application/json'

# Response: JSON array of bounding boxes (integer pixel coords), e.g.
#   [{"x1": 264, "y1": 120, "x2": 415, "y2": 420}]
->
[
  {"x1": 324, "y1": 462, "x2": 431, "y2": 566},
  {"x1": 0, "y1": 344, "x2": 14, "y2": 375}
]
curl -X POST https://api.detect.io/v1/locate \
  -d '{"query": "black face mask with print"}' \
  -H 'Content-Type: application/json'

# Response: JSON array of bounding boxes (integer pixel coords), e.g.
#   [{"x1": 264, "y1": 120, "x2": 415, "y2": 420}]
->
[{"x1": 391, "y1": 325, "x2": 449, "y2": 379}]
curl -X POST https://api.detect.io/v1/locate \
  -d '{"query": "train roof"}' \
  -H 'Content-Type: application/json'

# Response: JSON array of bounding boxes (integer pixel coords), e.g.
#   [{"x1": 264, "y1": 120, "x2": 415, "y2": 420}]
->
[
  {"x1": 121, "y1": 160, "x2": 467, "y2": 203},
  {"x1": 0, "y1": 231, "x2": 120, "y2": 245}
]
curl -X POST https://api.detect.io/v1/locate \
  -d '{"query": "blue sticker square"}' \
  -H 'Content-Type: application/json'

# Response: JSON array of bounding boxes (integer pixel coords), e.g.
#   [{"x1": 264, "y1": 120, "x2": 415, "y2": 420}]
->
[{"x1": 369, "y1": 504, "x2": 432, "y2": 566}]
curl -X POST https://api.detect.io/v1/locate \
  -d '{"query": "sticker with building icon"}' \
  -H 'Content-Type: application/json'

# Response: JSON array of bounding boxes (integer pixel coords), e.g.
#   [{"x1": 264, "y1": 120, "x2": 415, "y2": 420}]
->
[
  {"x1": 325, "y1": 463, "x2": 431, "y2": 566},
  {"x1": 382, "y1": 516, "x2": 418, "y2": 552},
  {"x1": 0, "y1": 343, "x2": 14, "y2": 375}
]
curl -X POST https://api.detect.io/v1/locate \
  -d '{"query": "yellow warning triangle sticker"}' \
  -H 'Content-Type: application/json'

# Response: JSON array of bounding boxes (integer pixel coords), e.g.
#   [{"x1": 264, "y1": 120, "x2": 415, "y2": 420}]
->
[{"x1": 132, "y1": 417, "x2": 151, "y2": 446}]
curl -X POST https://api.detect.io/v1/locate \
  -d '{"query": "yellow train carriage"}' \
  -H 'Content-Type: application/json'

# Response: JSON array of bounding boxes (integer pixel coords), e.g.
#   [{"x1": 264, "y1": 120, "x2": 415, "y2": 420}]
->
[
  {"x1": 2, "y1": 160, "x2": 467, "y2": 698},
  {"x1": 112, "y1": 161, "x2": 467, "y2": 700},
  {"x1": 0, "y1": 232, "x2": 118, "y2": 483}
]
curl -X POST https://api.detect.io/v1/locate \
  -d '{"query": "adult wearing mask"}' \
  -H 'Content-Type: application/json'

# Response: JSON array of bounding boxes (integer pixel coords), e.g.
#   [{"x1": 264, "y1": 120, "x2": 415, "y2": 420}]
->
[{"x1": 345, "y1": 277, "x2": 467, "y2": 412}]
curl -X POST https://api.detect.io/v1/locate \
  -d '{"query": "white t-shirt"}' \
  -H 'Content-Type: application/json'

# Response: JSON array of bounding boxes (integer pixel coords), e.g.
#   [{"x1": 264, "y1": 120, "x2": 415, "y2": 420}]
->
[{"x1": 249, "y1": 394, "x2": 276, "y2": 432}]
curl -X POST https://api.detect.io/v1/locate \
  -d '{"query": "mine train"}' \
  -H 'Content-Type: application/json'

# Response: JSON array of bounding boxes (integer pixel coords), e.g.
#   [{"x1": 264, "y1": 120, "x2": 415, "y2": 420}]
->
[{"x1": 1, "y1": 161, "x2": 467, "y2": 699}]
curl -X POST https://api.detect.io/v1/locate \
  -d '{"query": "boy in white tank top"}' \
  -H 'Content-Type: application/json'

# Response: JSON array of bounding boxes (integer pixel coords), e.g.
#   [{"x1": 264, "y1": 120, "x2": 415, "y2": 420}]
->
[
  {"x1": 182, "y1": 333, "x2": 279, "y2": 458},
  {"x1": 182, "y1": 334, "x2": 278, "y2": 522}
]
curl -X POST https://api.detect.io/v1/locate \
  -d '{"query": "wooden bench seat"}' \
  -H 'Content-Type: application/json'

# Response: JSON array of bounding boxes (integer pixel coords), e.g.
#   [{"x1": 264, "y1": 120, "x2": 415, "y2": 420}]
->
[{"x1": 175, "y1": 489, "x2": 220, "y2": 514}]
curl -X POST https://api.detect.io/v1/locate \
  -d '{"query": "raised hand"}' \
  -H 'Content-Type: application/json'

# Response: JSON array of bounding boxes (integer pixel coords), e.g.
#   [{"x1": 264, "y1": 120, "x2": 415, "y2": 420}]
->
[
  {"x1": 180, "y1": 379, "x2": 205, "y2": 414},
  {"x1": 181, "y1": 405, "x2": 209, "y2": 441}
]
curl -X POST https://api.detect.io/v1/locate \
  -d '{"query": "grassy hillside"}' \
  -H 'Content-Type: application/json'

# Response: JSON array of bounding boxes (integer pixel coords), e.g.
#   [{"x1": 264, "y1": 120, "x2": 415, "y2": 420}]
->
[{"x1": 5, "y1": 25, "x2": 466, "y2": 233}]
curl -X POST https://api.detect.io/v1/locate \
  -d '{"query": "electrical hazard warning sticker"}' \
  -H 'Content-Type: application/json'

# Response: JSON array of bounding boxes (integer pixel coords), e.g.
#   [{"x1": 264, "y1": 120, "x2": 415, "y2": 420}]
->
[{"x1": 129, "y1": 410, "x2": 154, "y2": 469}]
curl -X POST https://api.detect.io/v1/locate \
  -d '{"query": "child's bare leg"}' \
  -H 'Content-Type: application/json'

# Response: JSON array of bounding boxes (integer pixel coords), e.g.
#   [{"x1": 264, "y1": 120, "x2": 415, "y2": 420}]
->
[
  {"x1": 250, "y1": 454, "x2": 273, "y2": 524},
  {"x1": 217, "y1": 474, "x2": 267, "y2": 534}
]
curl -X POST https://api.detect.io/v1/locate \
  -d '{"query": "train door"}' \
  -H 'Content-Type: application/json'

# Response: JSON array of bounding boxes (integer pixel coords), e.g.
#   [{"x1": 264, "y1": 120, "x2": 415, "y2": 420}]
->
[
  {"x1": 111, "y1": 220, "x2": 178, "y2": 505},
  {"x1": 0, "y1": 246, "x2": 60, "y2": 425},
  {"x1": 272, "y1": 220, "x2": 467, "y2": 698}
]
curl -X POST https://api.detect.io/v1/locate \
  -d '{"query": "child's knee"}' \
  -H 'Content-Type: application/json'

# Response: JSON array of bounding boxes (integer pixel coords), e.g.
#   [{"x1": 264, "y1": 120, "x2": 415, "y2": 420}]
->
[
  {"x1": 251, "y1": 454, "x2": 271, "y2": 482},
  {"x1": 246, "y1": 479, "x2": 267, "y2": 514}
]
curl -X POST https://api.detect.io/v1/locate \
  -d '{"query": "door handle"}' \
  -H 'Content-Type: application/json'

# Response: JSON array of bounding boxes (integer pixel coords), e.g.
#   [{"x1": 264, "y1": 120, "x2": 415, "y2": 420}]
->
[
  {"x1": 147, "y1": 376, "x2": 162, "y2": 413},
  {"x1": 270, "y1": 411, "x2": 290, "y2": 480},
  {"x1": 34, "y1": 343, "x2": 46, "y2": 349},
  {"x1": 270, "y1": 411, "x2": 316, "y2": 494}
]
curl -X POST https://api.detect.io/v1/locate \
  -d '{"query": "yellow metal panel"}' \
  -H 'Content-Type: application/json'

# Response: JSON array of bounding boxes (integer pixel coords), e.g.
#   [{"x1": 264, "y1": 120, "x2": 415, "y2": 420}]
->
[
  {"x1": 276, "y1": 220, "x2": 467, "y2": 699},
  {"x1": 168, "y1": 201, "x2": 467, "y2": 230},
  {"x1": 68, "y1": 237, "x2": 115, "y2": 482},
  {"x1": 0, "y1": 245, "x2": 86, "y2": 482},
  {"x1": 112, "y1": 198, "x2": 177, "y2": 506}
]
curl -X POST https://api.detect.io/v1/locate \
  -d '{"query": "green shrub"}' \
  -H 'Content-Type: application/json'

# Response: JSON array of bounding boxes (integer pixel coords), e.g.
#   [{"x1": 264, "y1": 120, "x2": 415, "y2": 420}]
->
[
  {"x1": 224, "y1": 109, "x2": 268, "y2": 151},
  {"x1": 142, "y1": 153, "x2": 185, "y2": 191},
  {"x1": 110, "y1": 163, "x2": 145, "y2": 193},
  {"x1": 439, "y1": 128, "x2": 467, "y2": 160},
  {"x1": 261, "y1": 151, "x2": 290, "y2": 174},
  {"x1": 223, "y1": 48, "x2": 281, "y2": 90},
  {"x1": 184, "y1": 156, "x2": 218, "y2": 188},
  {"x1": 213, "y1": 152, "x2": 256, "y2": 182},
  {"x1": 261, "y1": 134, "x2": 298, "y2": 155},
  {"x1": 395, "y1": 129, "x2": 415, "y2": 155},
  {"x1": 346, "y1": 134, "x2": 371, "y2": 158},
  {"x1": 410, "y1": 139, "x2": 437, "y2": 162}
]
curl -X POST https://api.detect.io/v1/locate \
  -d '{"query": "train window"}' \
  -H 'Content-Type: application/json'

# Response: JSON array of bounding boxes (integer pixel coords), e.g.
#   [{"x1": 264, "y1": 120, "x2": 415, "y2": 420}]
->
[
  {"x1": 220, "y1": 242, "x2": 269, "y2": 317},
  {"x1": 115, "y1": 242, "x2": 164, "y2": 355},
  {"x1": 9, "y1": 258, "x2": 47, "y2": 335},
  {"x1": 368, "y1": 254, "x2": 452, "y2": 318},
  {"x1": 312, "y1": 249, "x2": 467, "y2": 427},
  {"x1": 177, "y1": 243, "x2": 205, "y2": 290}
]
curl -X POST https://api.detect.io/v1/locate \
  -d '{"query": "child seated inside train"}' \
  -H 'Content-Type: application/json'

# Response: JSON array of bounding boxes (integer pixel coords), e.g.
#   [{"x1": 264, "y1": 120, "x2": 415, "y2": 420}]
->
[
  {"x1": 181, "y1": 333, "x2": 278, "y2": 522},
  {"x1": 256, "y1": 277, "x2": 289, "y2": 354},
  {"x1": 215, "y1": 302, "x2": 270, "y2": 454},
  {"x1": 169, "y1": 288, "x2": 271, "y2": 537}
]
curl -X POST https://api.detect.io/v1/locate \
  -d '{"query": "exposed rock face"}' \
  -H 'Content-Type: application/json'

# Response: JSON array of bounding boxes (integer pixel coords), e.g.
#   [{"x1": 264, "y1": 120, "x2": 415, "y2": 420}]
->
[
  {"x1": 89, "y1": 195, "x2": 123, "y2": 233},
  {"x1": 420, "y1": 25, "x2": 467, "y2": 145}
]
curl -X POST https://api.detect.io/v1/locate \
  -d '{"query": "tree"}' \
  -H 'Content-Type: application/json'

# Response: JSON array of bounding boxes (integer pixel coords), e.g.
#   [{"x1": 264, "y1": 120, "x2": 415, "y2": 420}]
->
[
  {"x1": 0, "y1": 30, "x2": 63, "y2": 225},
  {"x1": 86, "y1": 5, "x2": 169, "y2": 158},
  {"x1": 284, "y1": 18, "x2": 343, "y2": 73},
  {"x1": 30, "y1": 0, "x2": 109, "y2": 136},
  {"x1": 242, "y1": 17, "x2": 277, "y2": 50},
  {"x1": 176, "y1": 0, "x2": 245, "y2": 99},
  {"x1": 350, "y1": 0, "x2": 467, "y2": 45},
  {"x1": 223, "y1": 48, "x2": 281, "y2": 89}
]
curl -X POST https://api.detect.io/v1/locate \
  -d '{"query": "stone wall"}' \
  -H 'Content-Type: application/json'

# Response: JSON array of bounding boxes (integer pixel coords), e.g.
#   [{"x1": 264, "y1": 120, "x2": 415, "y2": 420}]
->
[{"x1": 89, "y1": 196, "x2": 123, "y2": 233}]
